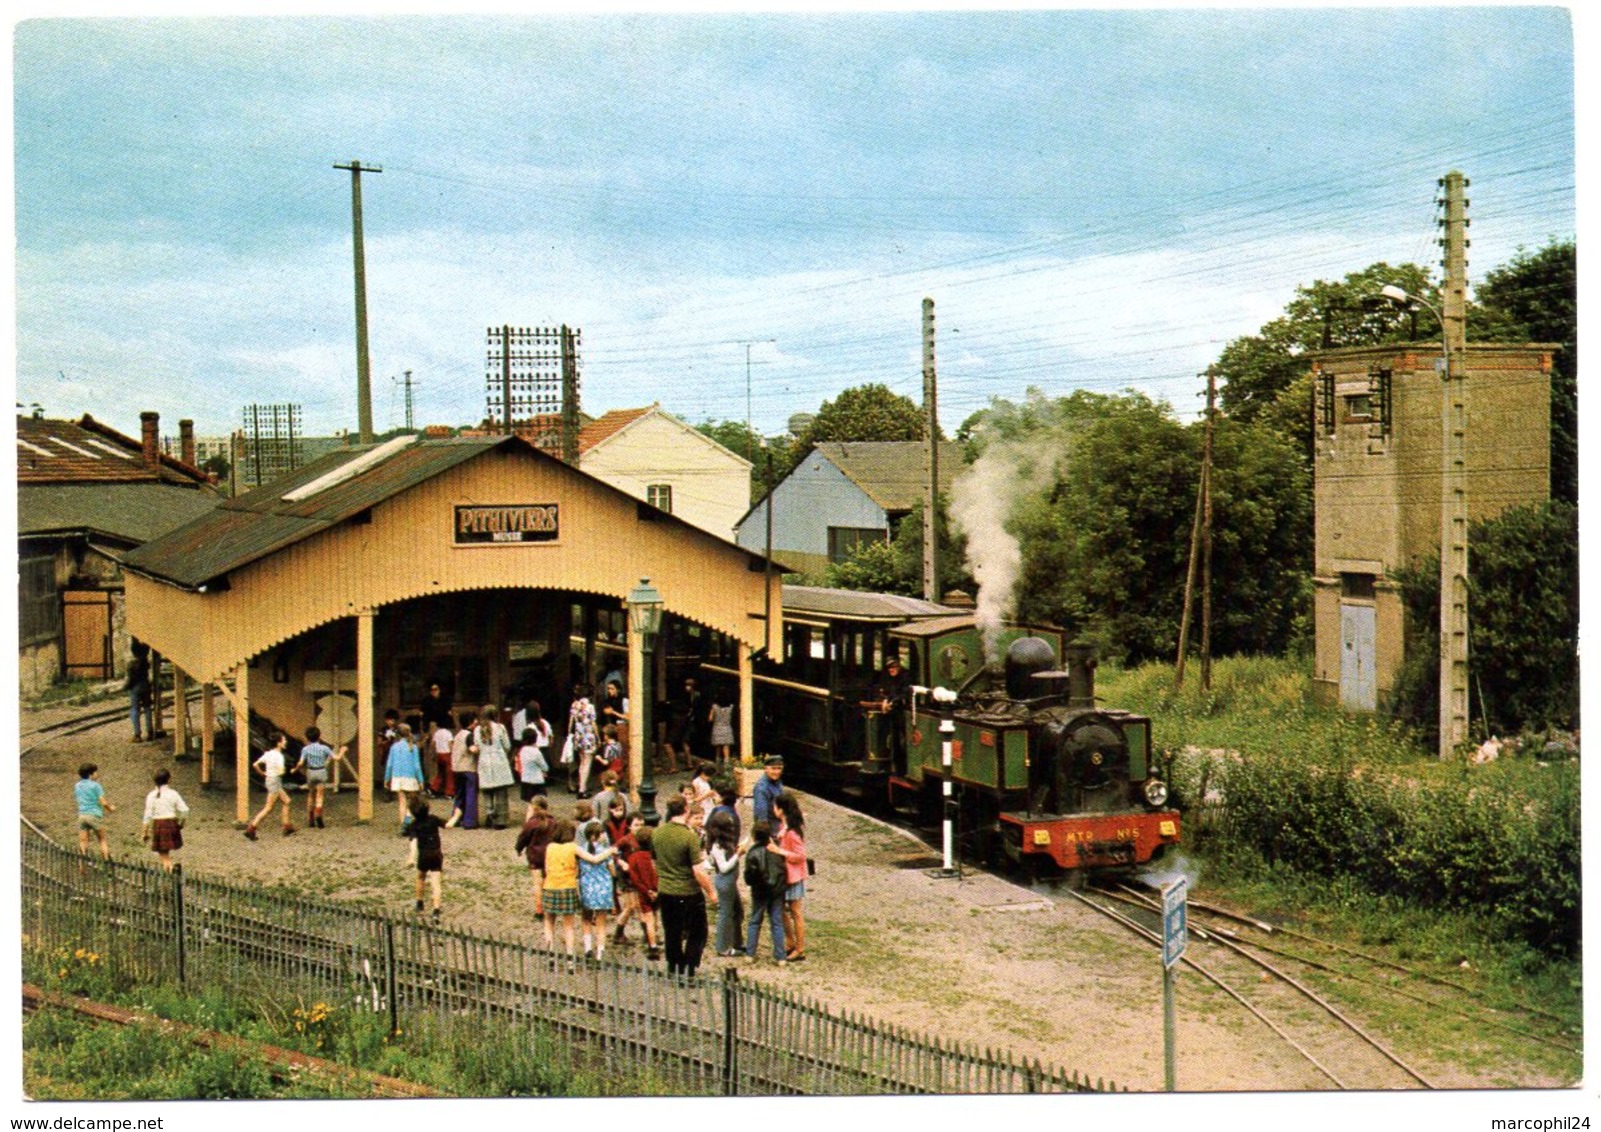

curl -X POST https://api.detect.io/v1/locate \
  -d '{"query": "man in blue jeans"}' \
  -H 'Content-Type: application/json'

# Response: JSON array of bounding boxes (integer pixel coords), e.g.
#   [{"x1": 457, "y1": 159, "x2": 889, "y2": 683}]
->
[{"x1": 126, "y1": 646, "x2": 153, "y2": 741}]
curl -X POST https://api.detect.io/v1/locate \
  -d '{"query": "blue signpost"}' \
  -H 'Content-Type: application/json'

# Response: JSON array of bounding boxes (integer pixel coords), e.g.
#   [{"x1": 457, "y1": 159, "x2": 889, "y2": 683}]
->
[
  {"x1": 1161, "y1": 878, "x2": 1188, "y2": 1091},
  {"x1": 1163, "y1": 877, "x2": 1189, "y2": 969}
]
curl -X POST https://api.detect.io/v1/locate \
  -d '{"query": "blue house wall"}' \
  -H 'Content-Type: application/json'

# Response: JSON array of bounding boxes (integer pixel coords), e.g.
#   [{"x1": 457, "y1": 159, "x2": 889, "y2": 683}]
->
[{"x1": 735, "y1": 448, "x2": 888, "y2": 572}]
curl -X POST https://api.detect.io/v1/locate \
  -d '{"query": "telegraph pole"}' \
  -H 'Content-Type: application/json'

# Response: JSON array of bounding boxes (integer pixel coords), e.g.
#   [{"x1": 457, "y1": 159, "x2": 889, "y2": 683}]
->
[
  {"x1": 560, "y1": 325, "x2": 581, "y2": 465},
  {"x1": 402, "y1": 370, "x2": 414, "y2": 432},
  {"x1": 1199, "y1": 366, "x2": 1216, "y2": 692},
  {"x1": 736, "y1": 339, "x2": 775, "y2": 461},
  {"x1": 1175, "y1": 369, "x2": 1214, "y2": 689},
  {"x1": 1438, "y1": 171, "x2": 1470, "y2": 757},
  {"x1": 335, "y1": 160, "x2": 382, "y2": 445},
  {"x1": 922, "y1": 297, "x2": 939, "y2": 602},
  {"x1": 501, "y1": 325, "x2": 515, "y2": 435}
]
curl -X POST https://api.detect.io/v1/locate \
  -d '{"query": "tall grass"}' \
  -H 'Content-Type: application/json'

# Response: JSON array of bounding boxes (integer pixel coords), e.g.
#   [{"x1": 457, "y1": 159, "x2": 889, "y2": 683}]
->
[
  {"x1": 1102, "y1": 656, "x2": 1581, "y2": 957},
  {"x1": 21, "y1": 944, "x2": 643, "y2": 1099}
]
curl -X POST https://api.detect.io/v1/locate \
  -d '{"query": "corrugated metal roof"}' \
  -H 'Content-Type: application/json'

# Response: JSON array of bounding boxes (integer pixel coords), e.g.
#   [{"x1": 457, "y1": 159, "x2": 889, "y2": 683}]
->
[
  {"x1": 122, "y1": 436, "x2": 507, "y2": 587},
  {"x1": 781, "y1": 584, "x2": 955, "y2": 622},
  {"x1": 19, "y1": 482, "x2": 223, "y2": 546},
  {"x1": 888, "y1": 613, "x2": 984, "y2": 638},
  {"x1": 17, "y1": 414, "x2": 211, "y2": 487},
  {"x1": 123, "y1": 434, "x2": 784, "y2": 590},
  {"x1": 812, "y1": 441, "x2": 966, "y2": 512}
]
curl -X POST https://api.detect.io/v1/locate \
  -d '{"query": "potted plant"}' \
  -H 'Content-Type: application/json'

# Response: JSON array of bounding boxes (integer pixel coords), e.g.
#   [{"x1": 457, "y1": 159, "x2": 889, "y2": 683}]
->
[{"x1": 728, "y1": 752, "x2": 761, "y2": 798}]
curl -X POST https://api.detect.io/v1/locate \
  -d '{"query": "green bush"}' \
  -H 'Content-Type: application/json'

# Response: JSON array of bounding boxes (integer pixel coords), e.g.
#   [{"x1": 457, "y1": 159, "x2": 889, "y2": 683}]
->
[
  {"x1": 1105, "y1": 655, "x2": 1581, "y2": 956},
  {"x1": 1192, "y1": 747, "x2": 1579, "y2": 955}
]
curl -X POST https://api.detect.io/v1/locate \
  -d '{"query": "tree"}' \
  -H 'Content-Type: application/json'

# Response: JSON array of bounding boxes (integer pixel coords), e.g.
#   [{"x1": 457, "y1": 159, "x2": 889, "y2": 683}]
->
[
  {"x1": 1214, "y1": 261, "x2": 1434, "y2": 425},
  {"x1": 1471, "y1": 240, "x2": 1577, "y2": 504},
  {"x1": 816, "y1": 502, "x2": 972, "y2": 599},
  {"x1": 693, "y1": 419, "x2": 799, "y2": 504},
  {"x1": 962, "y1": 391, "x2": 1310, "y2": 664},
  {"x1": 1391, "y1": 501, "x2": 1578, "y2": 740},
  {"x1": 793, "y1": 383, "x2": 933, "y2": 453}
]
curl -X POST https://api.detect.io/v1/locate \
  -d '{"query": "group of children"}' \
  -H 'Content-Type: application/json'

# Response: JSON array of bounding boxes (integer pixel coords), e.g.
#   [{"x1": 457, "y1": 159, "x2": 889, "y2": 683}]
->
[
  {"x1": 392, "y1": 758, "x2": 810, "y2": 973},
  {"x1": 79, "y1": 704, "x2": 810, "y2": 968},
  {"x1": 76, "y1": 762, "x2": 192, "y2": 874}
]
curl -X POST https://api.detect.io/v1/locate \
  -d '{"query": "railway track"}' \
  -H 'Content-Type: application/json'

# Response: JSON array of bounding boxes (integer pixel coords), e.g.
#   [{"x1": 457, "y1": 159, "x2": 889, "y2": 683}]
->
[
  {"x1": 1058, "y1": 881, "x2": 1431, "y2": 1089},
  {"x1": 1055, "y1": 878, "x2": 1577, "y2": 1090},
  {"x1": 21, "y1": 693, "x2": 202, "y2": 755}
]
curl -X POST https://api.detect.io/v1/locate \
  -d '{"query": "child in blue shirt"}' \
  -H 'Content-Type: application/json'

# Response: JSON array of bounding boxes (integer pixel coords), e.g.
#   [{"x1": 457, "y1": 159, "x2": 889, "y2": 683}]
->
[
  {"x1": 292, "y1": 725, "x2": 342, "y2": 829},
  {"x1": 75, "y1": 763, "x2": 115, "y2": 860}
]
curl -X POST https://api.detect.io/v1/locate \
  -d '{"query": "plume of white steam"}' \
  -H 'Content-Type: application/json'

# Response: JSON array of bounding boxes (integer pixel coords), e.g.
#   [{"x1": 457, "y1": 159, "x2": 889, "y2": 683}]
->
[{"x1": 949, "y1": 431, "x2": 1062, "y2": 663}]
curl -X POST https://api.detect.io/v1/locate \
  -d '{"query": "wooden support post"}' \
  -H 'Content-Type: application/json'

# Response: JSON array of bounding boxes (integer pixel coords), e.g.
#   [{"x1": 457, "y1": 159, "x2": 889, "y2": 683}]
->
[
  {"x1": 356, "y1": 609, "x2": 375, "y2": 822},
  {"x1": 171, "y1": 667, "x2": 189, "y2": 760},
  {"x1": 628, "y1": 618, "x2": 645, "y2": 798},
  {"x1": 233, "y1": 663, "x2": 250, "y2": 824},
  {"x1": 200, "y1": 684, "x2": 216, "y2": 785},
  {"x1": 151, "y1": 650, "x2": 166, "y2": 738},
  {"x1": 739, "y1": 646, "x2": 754, "y2": 765}
]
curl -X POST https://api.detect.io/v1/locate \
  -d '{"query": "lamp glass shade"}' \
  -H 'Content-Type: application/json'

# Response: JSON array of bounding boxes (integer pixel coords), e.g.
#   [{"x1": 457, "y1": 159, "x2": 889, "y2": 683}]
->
[{"x1": 627, "y1": 577, "x2": 664, "y2": 639}]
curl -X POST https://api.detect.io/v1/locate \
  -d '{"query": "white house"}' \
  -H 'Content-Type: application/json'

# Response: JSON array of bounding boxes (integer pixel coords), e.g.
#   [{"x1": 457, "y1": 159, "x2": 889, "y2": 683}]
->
[{"x1": 575, "y1": 405, "x2": 753, "y2": 539}]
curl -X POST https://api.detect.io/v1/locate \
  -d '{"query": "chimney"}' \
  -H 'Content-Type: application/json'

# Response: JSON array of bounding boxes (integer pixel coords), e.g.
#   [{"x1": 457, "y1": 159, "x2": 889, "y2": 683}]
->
[
  {"x1": 140, "y1": 412, "x2": 160, "y2": 468},
  {"x1": 179, "y1": 419, "x2": 195, "y2": 467}
]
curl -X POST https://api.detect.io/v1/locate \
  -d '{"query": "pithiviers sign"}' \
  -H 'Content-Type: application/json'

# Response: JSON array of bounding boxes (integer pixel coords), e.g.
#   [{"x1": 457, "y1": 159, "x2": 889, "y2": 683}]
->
[{"x1": 454, "y1": 504, "x2": 559, "y2": 545}]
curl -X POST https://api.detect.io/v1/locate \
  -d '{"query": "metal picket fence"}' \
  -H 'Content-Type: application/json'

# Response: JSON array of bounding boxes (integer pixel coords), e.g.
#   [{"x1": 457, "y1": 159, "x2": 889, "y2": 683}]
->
[{"x1": 20, "y1": 828, "x2": 1117, "y2": 1095}]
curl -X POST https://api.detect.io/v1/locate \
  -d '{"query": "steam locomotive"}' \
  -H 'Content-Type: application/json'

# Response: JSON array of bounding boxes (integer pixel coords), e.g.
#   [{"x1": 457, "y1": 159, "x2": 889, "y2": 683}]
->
[
  {"x1": 709, "y1": 586, "x2": 1180, "y2": 872},
  {"x1": 891, "y1": 633, "x2": 1180, "y2": 871}
]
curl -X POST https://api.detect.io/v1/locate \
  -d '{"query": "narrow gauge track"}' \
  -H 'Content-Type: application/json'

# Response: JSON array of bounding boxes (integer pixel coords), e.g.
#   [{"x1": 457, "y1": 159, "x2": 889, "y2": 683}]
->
[
  {"x1": 22, "y1": 693, "x2": 200, "y2": 755},
  {"x1": 23, "y1": 982, "x2": 441, "y2": 1097},
  {"x1": 1110, "y1": 884, "x2": 1580, "y2": 1056},
  {"x1": 1059, "y1": 882, "x2": 1434, "y2": 1090}
]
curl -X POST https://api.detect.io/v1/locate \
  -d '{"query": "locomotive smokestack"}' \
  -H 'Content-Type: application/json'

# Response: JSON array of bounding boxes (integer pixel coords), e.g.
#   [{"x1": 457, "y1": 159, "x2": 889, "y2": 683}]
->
[{"x1": 1063, "y1": 642, "x2": 1097, "y2": 709}]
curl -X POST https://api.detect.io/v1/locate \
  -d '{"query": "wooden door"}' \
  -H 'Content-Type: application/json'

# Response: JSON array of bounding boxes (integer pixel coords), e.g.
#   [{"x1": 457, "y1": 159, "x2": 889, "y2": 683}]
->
[{"x1": 62, "y1": 589, "x2": 113, "y2": 679}]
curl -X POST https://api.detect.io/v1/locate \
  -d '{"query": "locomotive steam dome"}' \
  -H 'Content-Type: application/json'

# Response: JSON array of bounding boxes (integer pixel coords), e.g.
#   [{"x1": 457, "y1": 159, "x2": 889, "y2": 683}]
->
[{"x1": 1005, "y1": 636, "x2": 1058, "y2": 700}]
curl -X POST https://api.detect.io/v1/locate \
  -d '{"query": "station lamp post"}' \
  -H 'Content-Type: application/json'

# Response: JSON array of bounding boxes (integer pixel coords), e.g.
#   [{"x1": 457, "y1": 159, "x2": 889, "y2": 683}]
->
[{"x1": 628, "y1": 577, "x2": 665, "y2": 825}]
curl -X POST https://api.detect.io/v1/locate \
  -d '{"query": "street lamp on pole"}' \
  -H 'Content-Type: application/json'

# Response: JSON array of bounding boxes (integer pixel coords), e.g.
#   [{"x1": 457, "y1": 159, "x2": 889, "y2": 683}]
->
[
  {"x1": 1380, "y1": 281, "x2": 1468, "y2": 758},
  {"x1": 628, "y1": 577, "x2": 665, "y2": 825}
]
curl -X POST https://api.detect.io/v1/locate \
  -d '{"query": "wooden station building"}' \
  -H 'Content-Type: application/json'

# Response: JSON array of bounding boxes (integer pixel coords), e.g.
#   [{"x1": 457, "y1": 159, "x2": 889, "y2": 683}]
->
[{"x1": 120, "y1": 434, "x2": 784, "y2": 824}]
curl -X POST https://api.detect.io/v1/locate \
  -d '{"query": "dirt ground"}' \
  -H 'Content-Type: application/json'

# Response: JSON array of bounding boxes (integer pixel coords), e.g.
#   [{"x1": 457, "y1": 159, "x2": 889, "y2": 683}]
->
[{"x1": 17, "y1": 706, "x2": 1575, "y2": 1098}]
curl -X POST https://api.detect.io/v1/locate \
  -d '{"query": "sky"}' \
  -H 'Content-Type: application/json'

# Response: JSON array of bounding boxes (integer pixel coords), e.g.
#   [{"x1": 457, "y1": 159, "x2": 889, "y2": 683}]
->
[{"x1": 10, "y1": 5, "x2": 1577, "y2": 448}]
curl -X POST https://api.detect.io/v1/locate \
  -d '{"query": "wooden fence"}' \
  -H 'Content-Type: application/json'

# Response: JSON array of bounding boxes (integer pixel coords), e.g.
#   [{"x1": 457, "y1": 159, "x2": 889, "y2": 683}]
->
[{"x1": 19, "y1": 829, "x2": 1118, "y2": 1096}]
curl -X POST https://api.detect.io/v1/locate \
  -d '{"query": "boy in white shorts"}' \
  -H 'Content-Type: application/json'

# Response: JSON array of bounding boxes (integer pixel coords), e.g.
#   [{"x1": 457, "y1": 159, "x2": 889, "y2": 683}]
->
[{"x1": 245, "y1": 731, "x2": 296, "y2": 839}]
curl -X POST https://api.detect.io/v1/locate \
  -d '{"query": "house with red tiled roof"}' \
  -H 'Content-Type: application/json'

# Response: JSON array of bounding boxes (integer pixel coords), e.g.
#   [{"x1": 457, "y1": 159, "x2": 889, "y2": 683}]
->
[
  {"x1": 17, "y1": 410, "x2": 221, "y2": 695},
  {"x1": 572, "y1": 405, "x2": 752, "y2": 539}
]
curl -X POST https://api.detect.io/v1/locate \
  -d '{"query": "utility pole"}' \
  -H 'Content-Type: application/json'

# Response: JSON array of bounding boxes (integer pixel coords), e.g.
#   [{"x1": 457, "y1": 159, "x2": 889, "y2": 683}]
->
[
  {"x1": 334, "y1": 160, "x2": 382, "y2": 445},
  {"x1": 1175, "y1": 369, "x2": 1214, "y2": 689},
  {"x1": 922, "y1": 297, "x2": 939, "y2": 603},
  {"x1": 560, "y1": 325, "x2": 581, "y2": 465},
  {"x1": 736, "y1": 339, "x2": 775, "y2": 461},
  {"x1": 1199, "y1": 366, "x2": 1216, "y2": 692},
  {"x1": 402, "y1": 370, "x2": 414, "y2": 432},
  {"x1": 501, "y1": 324, "x2": 515, "y2": 435},
  {"x1": 1439, "y1": 170, "x2": 1470, "y2": 758}
]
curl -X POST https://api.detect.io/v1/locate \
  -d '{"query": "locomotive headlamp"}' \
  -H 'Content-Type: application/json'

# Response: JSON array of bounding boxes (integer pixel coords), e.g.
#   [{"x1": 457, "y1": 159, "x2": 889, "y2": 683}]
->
[{"x1": 1143, "y1": 778, "x2": 1169, "y2": 807}]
